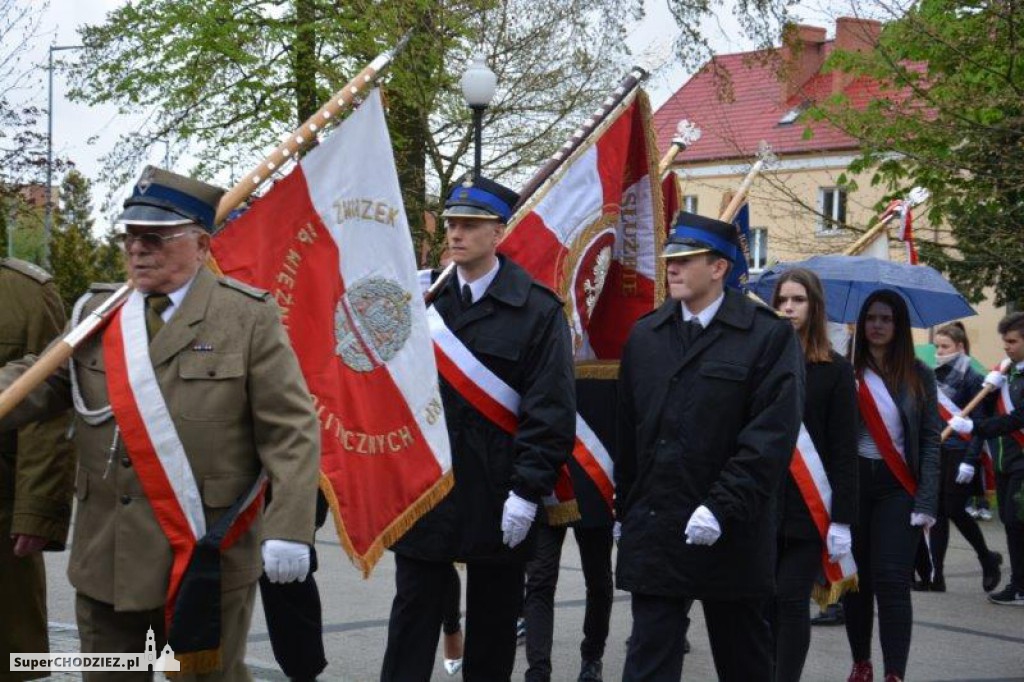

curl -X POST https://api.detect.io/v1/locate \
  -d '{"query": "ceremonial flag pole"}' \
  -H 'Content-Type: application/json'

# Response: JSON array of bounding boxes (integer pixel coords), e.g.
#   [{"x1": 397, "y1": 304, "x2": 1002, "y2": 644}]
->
[
  {"x1": 657, "y1": 119, "x2": 702, "y2": 178},
  {"x1": 426, "y1": 66, "x2": 650, "y2": 303},
  {"x1": 844, "y1": 186, "x2": 929, "y2": 257},
  {"x1": 0, "y1": 35, "x2": 411, "y2": 421}
]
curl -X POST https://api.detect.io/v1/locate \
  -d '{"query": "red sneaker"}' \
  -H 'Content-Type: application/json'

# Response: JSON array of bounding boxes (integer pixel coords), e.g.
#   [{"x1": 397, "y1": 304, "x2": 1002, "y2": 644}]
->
[{"x1": 847, "y1": 660, "x2": 873, "y2": 682}]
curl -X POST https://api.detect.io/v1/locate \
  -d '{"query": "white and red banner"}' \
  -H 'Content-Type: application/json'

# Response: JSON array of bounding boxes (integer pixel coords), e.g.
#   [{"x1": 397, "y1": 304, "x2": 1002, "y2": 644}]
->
[
  {"x1": 213, "y1": 89, "x2": 451, "y2": 575},
  {"x1": 937, "y1": 390, "x2": 971, "y2": 442},
  {"x1": 499, "y1": 90, "x2": 665, "y2": 361},
  {"x1": 996, "y1": 377, "x2": 1024, "y2": 448},
  {"x1": 789, "y1": 424, "x2": 857, "y2": 604}
]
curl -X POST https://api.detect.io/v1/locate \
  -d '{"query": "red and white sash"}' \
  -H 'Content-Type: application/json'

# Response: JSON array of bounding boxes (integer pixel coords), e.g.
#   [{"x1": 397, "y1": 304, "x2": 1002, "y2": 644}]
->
[
  {"x1": 857, "y1": 369, "x2": 917, "y2": 496},
  {"x1": 790, "y1": 425, "x2": 857, "y2": 590},
  {"x1": 996, "y1": 376, "x2": 1024, "y2": 448},
  {"x1": 427, "y1": 306, "x2": 615, "y2": 513},
  {"x1": 936, "y1": 390, "x2": 971, "y2": 442},
  {"x1": 102, "y1": 292, "x2": 265, "y2": 629}
]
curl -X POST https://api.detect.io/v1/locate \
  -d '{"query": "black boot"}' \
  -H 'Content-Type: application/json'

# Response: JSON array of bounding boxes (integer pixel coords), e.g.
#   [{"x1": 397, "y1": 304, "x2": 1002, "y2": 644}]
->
[
  {"x1": 982, "y1": 551, "x2": 1003, "y2": 592},
  {"x1": 578, "y1": 659, "x2": 603, "y2": 682}
]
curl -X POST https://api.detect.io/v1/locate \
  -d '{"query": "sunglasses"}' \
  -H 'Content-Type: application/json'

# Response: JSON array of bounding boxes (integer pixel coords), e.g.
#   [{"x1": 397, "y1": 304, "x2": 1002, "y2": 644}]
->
[{"x1": 115, "y1": 230, "x2": 197, "y2": 251}]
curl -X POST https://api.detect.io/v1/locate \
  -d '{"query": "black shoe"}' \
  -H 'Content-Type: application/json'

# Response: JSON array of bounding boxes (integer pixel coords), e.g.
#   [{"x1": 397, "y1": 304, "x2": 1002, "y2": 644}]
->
[
  {"x1": 982, "y1": 551, "x2": 1003, "y2": 592},
  {"x1": 578, "y1": 659, "x2": 603, "y2": 682},
  {"x1": 987, "y1": 583, "x2": 1024, "y2": 606},
  {"x1": 810, "y1": 603, "x2": 845, "y2": 625},
  {"x1": 912, "y1": 579, "x2": 931, "y2": 592},
  {"x1": 930, "y1": 576, "x2": 946, "y2": 592}
]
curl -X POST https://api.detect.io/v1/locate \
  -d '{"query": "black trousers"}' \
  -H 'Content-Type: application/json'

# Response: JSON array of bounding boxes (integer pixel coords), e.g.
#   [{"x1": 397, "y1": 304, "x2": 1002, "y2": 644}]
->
[
  {"x1": 914, "y1": 448, "x2": 992, "y2": 582},
  {"x1": 259, "y1": 490, "x2": 327, "y2": 680},
  {"x1": 770, "y1": 534, "x2": 822, "y2": 682},
  {"x1": 523, "y1": 523, "x2": 614, "y2": 681},
  {"x1": 843, "y1": 458, "x2": 918, "y2": 679},
  {"x1": 442, "y1": 563, "x2": 462, "y2": 636},
  {"x1": 622, "y1": 593, "x2": 771, "y2": 682},
  {"x1": 996, "y1": 470, "x2": 1024, "y2": 589},
  {"x1": 381, "y1": 553, "x2": 525, "y2": 682}
]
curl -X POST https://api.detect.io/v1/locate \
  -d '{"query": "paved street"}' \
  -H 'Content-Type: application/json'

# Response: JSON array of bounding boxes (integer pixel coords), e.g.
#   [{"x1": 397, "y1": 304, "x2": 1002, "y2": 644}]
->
[{"x1": 43, "y1": 517, "x2": 1022, "y2": 681}]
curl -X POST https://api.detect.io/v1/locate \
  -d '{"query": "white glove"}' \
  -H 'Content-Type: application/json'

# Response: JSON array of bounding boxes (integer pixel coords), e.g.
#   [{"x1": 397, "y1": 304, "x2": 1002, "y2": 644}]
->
[
  {"x1": 684, "y1": 505, "x2": 721, "y2": 546},
  {"x1": 956, "y1": 463, "x2": 975, "y2": 484},
  {"x1": 500, "y1": 492, "x2": 537, "y2": 548},
  {"x1": 261, "y1": 539, "x2": 310, "y2": 583},
  {"x1": 910, "y1": 513, "x2": 936, "y2": 530},
  {"x1": 613, "y1": 521, "x2": 622, "y2": 546},
  {"x1": 825, "y1": 523, "x2": 852, "y2": 563},
  {"x1": 949, "y1": 415, "x2": 974, "y2": 435},
  {"x1": 984, "y1": 370, "x2": 1006, "y2": 389}
]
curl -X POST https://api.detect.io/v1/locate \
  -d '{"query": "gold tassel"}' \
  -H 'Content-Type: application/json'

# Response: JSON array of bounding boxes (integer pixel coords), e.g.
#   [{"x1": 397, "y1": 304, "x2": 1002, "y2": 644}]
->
[
  {"x1": 544, "y1": 500, "x2": 581, "y2": 526},
  {"x1": 322, "y1": 470, "x2": 455, "y2": 578},
  {"x1": 811, "y1": 574, "x2": 859, "y2": 611},
  {"x1": 167, "y1": 648, "x2": 221, "y2": 676}
]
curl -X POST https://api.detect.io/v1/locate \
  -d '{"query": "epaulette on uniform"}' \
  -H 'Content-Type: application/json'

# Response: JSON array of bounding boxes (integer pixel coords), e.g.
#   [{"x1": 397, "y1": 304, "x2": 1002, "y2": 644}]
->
[
  {"x1": 530, "y1": 280, "x2": 565, "y2": 305},
  {"x1": 89, "y1": 282, "x2": 122, "y2": 293},
  {"x1": 218, "y1": 276, "x2": 270, "y2": 301},
  {"x1": 1, "y1": 257, "x2": 52, "y2": 284}
]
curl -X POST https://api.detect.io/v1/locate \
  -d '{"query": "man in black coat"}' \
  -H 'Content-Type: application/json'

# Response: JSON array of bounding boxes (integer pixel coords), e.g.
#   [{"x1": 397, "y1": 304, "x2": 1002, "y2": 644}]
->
[
  {"x1": 381, "y1": 176, "x2": 577, "y2": 682},
  {"x1": 616, "y1": 211, "x2": 804, "y2": 681}
]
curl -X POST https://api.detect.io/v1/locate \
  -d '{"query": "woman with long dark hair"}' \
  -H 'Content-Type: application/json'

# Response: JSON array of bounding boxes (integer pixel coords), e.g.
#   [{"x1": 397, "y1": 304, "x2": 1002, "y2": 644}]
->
[
  {"x1": 913, "y1": 322, "x2": 1002, "y2": 592},
  {"x1": 844, "y1": 290, "x2": 941, "y2": 682},
  {"x1": 770, "y1": 269, "x2": 859, "y2": 682}
]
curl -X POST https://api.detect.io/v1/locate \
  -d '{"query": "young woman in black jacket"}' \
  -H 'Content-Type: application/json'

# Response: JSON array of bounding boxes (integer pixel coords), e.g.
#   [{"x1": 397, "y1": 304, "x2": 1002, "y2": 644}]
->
[
  {"x1": 770, "y1": 269, "x2": 859, "y2": 682},
  {"x1": 844, "y1": 290, "x2": 941, "y2": 682},
  {"x1": 913, "y1": 322, "x2": 1002, "y2": 592}
]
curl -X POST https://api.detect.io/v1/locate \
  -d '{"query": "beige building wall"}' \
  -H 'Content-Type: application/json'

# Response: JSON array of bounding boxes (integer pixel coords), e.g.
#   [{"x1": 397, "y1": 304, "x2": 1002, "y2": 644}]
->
[{"x1": 671, "y1": 154, "x2": 1011, "y2": 367}]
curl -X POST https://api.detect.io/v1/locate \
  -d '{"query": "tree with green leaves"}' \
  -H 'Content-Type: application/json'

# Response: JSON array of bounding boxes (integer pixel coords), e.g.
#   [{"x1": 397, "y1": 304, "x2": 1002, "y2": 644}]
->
[
  {"x1": 809, "y1": 0, "x2": 1024, "y2": 306},
  {"x1": 67, "y1": 0, "x2": 647, "y2": 261}
]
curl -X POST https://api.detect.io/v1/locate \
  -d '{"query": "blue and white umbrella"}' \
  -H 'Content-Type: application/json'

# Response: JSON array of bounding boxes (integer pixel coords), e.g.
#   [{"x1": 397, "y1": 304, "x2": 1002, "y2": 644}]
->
[{"x1": 751, "y1": 255, "x2": 976, "y2": 329}]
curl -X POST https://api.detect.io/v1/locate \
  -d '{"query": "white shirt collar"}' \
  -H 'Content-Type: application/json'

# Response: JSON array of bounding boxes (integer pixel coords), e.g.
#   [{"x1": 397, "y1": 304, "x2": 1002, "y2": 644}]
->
[
  {"x1": 680, "y1": 292, "x2": 725, "y2": 329},
  {"x1": 149, "y1": 274, "x2": 197, "y2": 322},
  {"x1": 456, "y1": 258, "x2": 501, "y2": 305}
]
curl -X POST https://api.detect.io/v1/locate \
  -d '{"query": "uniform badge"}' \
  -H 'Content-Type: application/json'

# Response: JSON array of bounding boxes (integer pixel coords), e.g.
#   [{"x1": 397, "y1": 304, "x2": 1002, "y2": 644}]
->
[
  {"x1": 137, "y1": 166, "x2": 156, "y2": 194},
  {"x1": 192, "y1": 343, "x2": 214, "y2": 352},
  {"x1": 334, "y1": 277, "x2": 412, "y2": 372}
]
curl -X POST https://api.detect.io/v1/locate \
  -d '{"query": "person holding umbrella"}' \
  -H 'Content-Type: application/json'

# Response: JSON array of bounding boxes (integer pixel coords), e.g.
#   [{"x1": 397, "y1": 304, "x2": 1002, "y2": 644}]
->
[
  {"x1": 769, "y1": 268, "x2": 859, "y2": 682},
  {"x1": 844, "y1": 290, "x2": 941, "y2": 682}
]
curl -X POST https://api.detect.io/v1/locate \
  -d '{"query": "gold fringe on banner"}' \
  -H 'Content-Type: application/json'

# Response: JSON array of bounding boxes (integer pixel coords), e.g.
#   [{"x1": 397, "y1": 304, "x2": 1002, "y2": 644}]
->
[
  {"x1": 168, "y1": 648, "x2": 221, "y2": 676},
  {"x1": 811, "y1": 574, "x2": 859, "y2": 611},
  {"x1": 544, "y1": 500, "x2": 582, "y2": 527},
  {"x1": 323, "y1": 468, "x2": 454, "y2": 578}
]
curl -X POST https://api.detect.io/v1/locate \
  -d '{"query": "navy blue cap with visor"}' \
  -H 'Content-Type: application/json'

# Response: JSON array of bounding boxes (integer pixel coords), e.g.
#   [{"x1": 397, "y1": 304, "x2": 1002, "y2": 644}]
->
[
  {"x1": 662, "y1": 210, "x2": 741, "y2": 261},
  {"x1": 116, "y1": 166, "x2": 226, "y2": 233},
  {"x1": 442, "y1": 175, "x2": 519, "y2": 224}
]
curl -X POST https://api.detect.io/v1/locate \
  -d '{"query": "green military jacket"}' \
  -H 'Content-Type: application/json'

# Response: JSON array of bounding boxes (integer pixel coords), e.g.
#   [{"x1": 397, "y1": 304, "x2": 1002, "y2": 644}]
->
[{"x1": 0, "y1": 258, "x2": 74, "y2": 548}]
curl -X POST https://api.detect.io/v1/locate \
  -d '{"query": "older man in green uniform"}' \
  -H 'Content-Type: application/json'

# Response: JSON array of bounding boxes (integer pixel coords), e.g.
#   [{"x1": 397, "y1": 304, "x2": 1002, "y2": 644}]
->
[
  {"x1": 0, "y1": 258, "x2": 75, "y2": 681},
  {"x1": 0, "y1": 167, "x2": 321, "y2": 682}
]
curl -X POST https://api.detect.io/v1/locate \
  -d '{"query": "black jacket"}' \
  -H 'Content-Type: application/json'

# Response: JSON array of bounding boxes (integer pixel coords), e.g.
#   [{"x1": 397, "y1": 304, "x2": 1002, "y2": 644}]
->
[
  {"x1": 856, "y1": 361, "x2": 942, "y2": 517},
  {"x1": 779, "y1": 352, "x2": 859, "y2": 539},
  {"x1": 392, "y1": 256, "x2": 576, "y2": 563},
  {"x1": 614, "y1": 289, "x2": 804, "y2": 600},
  {"x1": 975, "y1": 370, "x2": 1024, "y2": 474}
]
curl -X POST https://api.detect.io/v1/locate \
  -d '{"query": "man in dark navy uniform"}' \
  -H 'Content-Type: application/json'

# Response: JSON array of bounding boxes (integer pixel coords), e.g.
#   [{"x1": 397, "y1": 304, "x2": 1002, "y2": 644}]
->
[
  {"x1": 615, "y1": 211, "x2": 804, "y2": 681},
  {"x1": 381, "y1": 176, "x2": 576, "y2": 682}
]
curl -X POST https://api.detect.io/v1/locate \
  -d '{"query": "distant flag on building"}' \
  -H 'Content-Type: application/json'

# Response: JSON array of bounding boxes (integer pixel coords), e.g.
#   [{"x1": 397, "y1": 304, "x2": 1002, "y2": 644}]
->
[{"x1": 211, "y1": 89, "x2": 451, "y2": 576}]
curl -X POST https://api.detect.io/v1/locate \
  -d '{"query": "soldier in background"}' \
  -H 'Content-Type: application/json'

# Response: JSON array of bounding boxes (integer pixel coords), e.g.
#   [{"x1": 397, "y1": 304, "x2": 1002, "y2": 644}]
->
[{"x1": 0, "y1": 257, "x2": 75, "y2": 681}]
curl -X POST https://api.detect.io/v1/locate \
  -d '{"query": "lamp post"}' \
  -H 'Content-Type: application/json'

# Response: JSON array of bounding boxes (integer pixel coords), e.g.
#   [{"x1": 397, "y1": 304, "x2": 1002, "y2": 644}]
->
[
  {"x1": 459, "y1": 54, "x2": 496, "y2": 180},
  {"x1": 46, "y1": 44, "x2": 83, "y2": 269}
]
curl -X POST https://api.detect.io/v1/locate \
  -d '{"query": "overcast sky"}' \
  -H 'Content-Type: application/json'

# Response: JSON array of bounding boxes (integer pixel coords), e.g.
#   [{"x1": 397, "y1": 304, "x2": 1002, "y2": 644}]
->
[{"x1": 23, "y1": 0, "x2": 848, "y2": 226}]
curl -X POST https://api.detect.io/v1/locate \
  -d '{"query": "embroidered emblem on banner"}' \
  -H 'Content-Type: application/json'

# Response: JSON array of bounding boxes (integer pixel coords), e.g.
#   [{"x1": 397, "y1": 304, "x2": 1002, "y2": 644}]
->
[{"x1": 335, "y1": 277, "x2": 412, "y2": 372}]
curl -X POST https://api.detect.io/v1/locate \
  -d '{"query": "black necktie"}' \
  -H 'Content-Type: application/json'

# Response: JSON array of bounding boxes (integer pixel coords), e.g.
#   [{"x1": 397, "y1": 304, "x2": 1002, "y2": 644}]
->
[
  {"x1": 461, "y1": 283, "x2": 473, "y2": 308},
  {"x1": 682, "y1": 318, "x2": 702, "y2": 346},
  {"x1": 145, "y1": 294, "x2": 172, "y2": 340}
]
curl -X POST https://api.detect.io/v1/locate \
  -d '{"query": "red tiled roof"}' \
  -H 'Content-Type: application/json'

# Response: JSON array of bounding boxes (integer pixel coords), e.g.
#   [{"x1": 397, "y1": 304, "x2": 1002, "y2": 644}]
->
[{"x1": 653, "y1": 44, "x2": 922, "y2": 164}]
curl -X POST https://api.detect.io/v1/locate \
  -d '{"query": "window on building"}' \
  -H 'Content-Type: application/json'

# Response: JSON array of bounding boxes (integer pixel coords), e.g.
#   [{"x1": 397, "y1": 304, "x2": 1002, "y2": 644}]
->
[
  {"x1": 748, "y1": 227, "x2": 768, "y2": 273},
  {"x1": 683, "y1": 195, "x2": 698, "y2": 213},
  {"x1": 818, "y1": 187, "x2": 847, "y2": 232}
]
